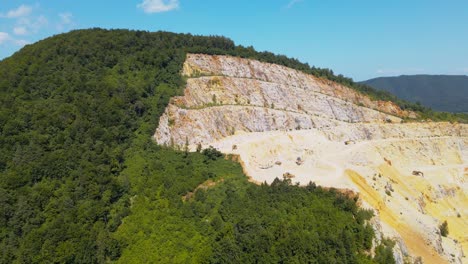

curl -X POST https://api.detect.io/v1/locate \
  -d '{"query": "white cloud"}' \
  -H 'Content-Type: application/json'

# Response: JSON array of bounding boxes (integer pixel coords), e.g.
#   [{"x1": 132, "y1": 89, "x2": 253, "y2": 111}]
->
[
  {"x1": 287, "y1": 0, "x2": 303, "y2": 8},
  {"x1": 376, "y1": 68, "x2": 425, "y2": 76},
  {"x1": 36, "y1": 15, "x2": 48, "y2": 28},
  {"x1": 13, "y1": 26, "x2": 28, "y2": 35},
  {"x1": 56, "y1": 12, "x2": 74, "y2": 31},
  {"x1": 59, "y1": 13, "x2": 73, "y2": 24},
  {"x1": 137, "y1": 0, "x2": 179, "y2": 13},
  {"x1": 0, "y1": 5, "x2": 32, "y2": 18},
  {"x1": 0, "y1": 31, "x2": 28, "y2": 47},
  {"x1": 14, "y1": 39, "x2": 29, "y2": 46},
  {"x1": 17, "y1": 15, "x2": 48, "y2": 34},
  {"x1": 0, "y1": 32, "x2": 11, "y2": 44},
  {"x1": 376, "y1": 69, "x2": 400, "y2": 75}
]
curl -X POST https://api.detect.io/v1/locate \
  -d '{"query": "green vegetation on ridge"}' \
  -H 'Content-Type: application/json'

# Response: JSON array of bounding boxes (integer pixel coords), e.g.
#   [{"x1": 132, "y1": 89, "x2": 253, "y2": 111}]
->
[
  {"x1": 0, "y1": 28, "x2": 399, "y2": 263},
  {"x1": 113, "y1": 143, "x2": 378, "y2": 263}
]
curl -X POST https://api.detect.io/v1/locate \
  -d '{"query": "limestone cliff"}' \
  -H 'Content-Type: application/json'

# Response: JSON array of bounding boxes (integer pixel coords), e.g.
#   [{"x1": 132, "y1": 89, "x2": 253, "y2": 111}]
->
[{"x1": 154, "y1": 54, "x2": 468, "y2": 264}]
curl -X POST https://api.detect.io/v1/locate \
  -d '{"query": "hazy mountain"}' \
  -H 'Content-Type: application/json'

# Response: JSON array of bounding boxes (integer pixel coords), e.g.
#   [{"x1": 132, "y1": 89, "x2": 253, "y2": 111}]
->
[{"x1": 362, "y1": 75, "x2": 468, "y2": 113}]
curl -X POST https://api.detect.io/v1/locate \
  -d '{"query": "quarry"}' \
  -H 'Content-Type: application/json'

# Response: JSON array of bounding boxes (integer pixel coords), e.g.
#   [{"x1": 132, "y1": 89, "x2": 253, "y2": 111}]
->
[{"x1": 155, "y1": 54, "x2": 468, "y2": 264}]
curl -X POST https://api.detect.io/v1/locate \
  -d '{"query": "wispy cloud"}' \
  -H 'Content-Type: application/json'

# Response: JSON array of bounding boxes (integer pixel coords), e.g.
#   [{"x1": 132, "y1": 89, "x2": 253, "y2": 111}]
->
[
  {"x1": 17, "y1": 15, "x2": 48, "y2": 35},
  {"x1": 0, "y1": 2, "x2": 74, "y2": 54},
  {"x1": 0, "y1": 32, "x2": 10, "y2": 44},
  {"x1": 287, "y1": 0, "x2": 303, "y2": 9},
  {"x1": 13, "y1": 26, "x2": 28, "y2": 35},
  {"x1": 376, "y1": 68, "x2": 425, "y2": 76},
  {"x1": 0, "y1": 31, "x2": 28, "y2": 46},
  {"x1": 56, "y1": 12, "x2": 74, "y2": 31},
  {"x1": 137, "y1": 0, "x2": 179, "y2": 13},
  {"x1": 14, "y1": 39, "x2": 29, "y2": 46},
  {"x1": 376, "y1": 69, "x2": 399, "y2": 75},
  {"x1": 59, "y1": 13, "x2": 73, "y2": 24},
  {"x1": 0, "y1": 5, "x2": 32, "y2": 18},
  {"x1": 0, "y1": 5, "x2": 35, "y2": 49},
  {"x1": 0, "y1": 4, "x2": 62, "y2": 57},
  {"x1": 0, "y1": 3, "x2": 48, "y2": 37}
]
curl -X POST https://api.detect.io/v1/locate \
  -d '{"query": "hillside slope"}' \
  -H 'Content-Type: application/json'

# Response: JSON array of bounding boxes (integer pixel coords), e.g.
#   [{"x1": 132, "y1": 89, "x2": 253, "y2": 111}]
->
[
  {"x1": 156, "y1": 54, "x2": 468, "y2": 264},
  {"x1": 0, "y1": 28, "x2": 400, "y2": 264},
  {"x1": 362, "y1": 75, "x2": 468, "y2": 113}
]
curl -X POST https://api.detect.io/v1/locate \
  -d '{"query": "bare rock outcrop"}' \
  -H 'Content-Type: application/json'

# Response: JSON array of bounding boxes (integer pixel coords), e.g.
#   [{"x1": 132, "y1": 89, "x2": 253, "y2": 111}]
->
[{"x1": 153, "y1": 54, "x2": 468, "y2": 263}]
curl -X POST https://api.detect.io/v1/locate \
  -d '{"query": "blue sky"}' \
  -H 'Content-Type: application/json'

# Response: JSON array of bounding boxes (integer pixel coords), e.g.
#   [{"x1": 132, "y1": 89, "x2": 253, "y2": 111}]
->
[{"x1": 1, "y1": 0, "x2": 467, "y2": 80}]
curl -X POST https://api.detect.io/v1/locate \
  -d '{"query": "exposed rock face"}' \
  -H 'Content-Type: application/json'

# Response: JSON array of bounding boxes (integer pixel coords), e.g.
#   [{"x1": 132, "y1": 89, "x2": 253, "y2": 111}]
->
[
  {"x1": 154, "y1": 54, "x2": 468, "y2": 264},
  {"x1": 156, "y1": 54, "x2": 419, "y2": 147}
]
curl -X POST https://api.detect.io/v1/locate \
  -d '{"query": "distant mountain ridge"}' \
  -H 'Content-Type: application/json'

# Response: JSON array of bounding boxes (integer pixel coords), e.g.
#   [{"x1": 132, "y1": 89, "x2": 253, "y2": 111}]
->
[{"x1": 361, "y1": 75, "x2": 468, "y2": 113}]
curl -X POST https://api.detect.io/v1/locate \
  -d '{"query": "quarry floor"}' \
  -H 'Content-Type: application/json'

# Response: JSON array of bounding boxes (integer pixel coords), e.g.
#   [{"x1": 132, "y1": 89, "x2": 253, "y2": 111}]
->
[{"x1": 198, "y1": 129, "x2": 468, "y2": 264}]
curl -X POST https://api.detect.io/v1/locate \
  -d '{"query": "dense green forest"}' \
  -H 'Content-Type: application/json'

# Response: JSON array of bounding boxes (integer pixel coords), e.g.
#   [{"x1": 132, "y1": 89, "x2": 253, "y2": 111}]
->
[
  {"x1": 362, "y1": 75, "x2": 468, "y2": 113},
  {"x1": 0, "y1": 28, "x2": 424, "y2": 263},
  {"x1": 113, "y1": 144, "x2": 378, "y2": 263}
]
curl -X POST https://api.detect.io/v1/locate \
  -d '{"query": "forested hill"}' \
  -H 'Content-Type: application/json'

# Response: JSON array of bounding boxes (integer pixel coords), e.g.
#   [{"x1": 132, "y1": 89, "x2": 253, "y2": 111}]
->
[
  {"x1": 0, "y1": 28, "x2": 419, "y2": 263},
  {"x1": 362, "y1": 75, "x2": 468, "y2": 113}
]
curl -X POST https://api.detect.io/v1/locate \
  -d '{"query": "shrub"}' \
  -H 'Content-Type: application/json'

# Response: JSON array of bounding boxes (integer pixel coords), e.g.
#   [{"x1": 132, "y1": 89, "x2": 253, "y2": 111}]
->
[
  {"x1": 202, "y1": 146, "x2": 223, "y2": 160},
  {"x1": 439, "y1": 220, "x2": 449, "y2": 237}
]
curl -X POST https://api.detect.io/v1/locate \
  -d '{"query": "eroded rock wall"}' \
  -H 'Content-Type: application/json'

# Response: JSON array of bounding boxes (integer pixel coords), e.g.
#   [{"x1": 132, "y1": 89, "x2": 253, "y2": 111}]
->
[{"x1": 156, "y1": 54, "x2": 417, "y2": 147}]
